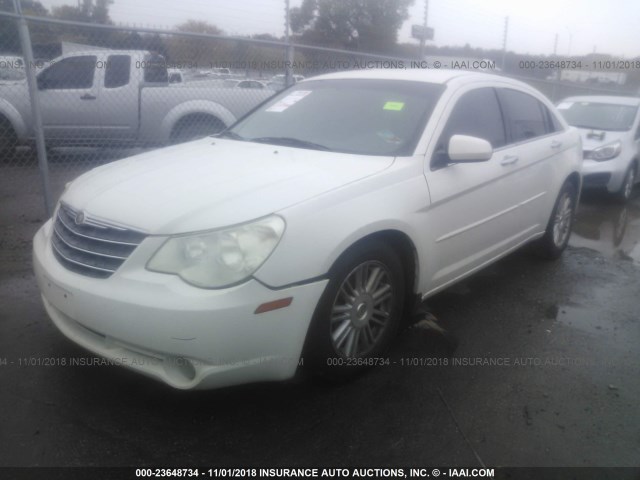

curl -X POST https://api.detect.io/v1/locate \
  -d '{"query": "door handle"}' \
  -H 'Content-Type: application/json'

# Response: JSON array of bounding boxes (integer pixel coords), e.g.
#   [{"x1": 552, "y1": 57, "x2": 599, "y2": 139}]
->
[
  {"x1": 500, "y1": 155, "x2": 519, "y2": 166},
  {"x1": 550, "y1": 140, "x2": 563, "y2": 149},
  {"x1": 80, "y1": 94, "x2": 96, "y2": 100}
]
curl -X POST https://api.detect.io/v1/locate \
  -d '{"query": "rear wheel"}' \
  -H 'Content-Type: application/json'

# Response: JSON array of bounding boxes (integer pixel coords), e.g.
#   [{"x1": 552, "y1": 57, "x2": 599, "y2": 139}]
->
[
  {"x1": 615, "y1": 164, "x2": 636, "y2": 203},
  {"x1": 304, "y1": 240, "x2": 405, "y2": 380},
  {"x1": 535, "y1": 181, "x2": 577, "y2": 260},
  {"x1": 170, "y1": 115, "x2": 226, "y2": 144}
]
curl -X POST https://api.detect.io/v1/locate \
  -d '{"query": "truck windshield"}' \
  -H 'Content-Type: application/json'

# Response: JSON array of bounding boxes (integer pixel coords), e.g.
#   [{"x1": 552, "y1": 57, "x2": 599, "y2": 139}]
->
[
  {"x1": 228, "y1": 79, "x2": 444, "y2": 156},
  {"x1": 558, "y1": 101, "x2": 638, "y2": 131}
]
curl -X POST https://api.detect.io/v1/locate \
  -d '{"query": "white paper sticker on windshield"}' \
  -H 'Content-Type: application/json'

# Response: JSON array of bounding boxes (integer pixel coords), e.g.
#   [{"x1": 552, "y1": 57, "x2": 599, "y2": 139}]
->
[
  {"x1": 266, "y1": 90, "x2": 312, "y2": 112},
  {"x1": 556, "y1": 102, "x2": 572, "y2": 109}
]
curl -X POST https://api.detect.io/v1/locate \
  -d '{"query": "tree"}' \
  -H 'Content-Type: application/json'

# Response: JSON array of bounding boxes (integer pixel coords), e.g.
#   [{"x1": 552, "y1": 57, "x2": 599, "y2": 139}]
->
[
  {"x1": 166, "y1": 20, "x2": 226, "y2": 67},
  {"x1": 290, "y1": 0, "x2": 414, "y2": 53},
  {"x1": 0, "y1": 0, "x2": 50, "y2": 53},
  {"x1": 51, "y1": 0, "x2": 113, "y2": 24}
]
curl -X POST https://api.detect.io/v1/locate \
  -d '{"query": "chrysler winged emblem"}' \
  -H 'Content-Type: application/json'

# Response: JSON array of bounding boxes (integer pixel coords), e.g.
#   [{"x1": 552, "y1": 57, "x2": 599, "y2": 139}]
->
[{"x1": 75, "y1": 211, "x2": 85, "y2": 225}]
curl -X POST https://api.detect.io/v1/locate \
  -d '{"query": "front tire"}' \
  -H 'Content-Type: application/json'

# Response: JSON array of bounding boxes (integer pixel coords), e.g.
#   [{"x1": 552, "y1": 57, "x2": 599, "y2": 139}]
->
[
  {"x1": 615, "y1": 164, "x2": 636, "y2": 203},
  {"x1": 0, "y1": 119, "x2": 17, "y2": 162},
  {"x1": 304, "y1": 240, "x2": 405, "y2": 380},
  {"x1": 535, "y1": 181, "x2": 577, "y2": 260}
]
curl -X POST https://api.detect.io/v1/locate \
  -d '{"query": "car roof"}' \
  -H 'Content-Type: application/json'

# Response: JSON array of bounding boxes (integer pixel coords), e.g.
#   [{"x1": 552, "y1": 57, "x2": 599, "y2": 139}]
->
[
  {"x1": 561, "y1": 95, "x2": 640, "y2": 106},
  {"x1": 304, "y1": 68, "x2": 517, "y2": 86}
]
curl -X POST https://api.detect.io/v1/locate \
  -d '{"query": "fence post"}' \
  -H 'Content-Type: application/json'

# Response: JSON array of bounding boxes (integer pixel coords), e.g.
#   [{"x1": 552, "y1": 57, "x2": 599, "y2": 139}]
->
[
  {"x1": 284, "y1": 0, "x2": 294, "y2": 87},
  {"x1": 12, "y1": 0, "x2": 53, "y2": 217}
]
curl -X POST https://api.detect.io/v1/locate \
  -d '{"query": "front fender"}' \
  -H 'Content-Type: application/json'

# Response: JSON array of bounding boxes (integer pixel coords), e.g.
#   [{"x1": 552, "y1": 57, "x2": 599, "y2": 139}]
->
[{"x1": 0, "y1": 98, "x2": 28, "y2": 140}]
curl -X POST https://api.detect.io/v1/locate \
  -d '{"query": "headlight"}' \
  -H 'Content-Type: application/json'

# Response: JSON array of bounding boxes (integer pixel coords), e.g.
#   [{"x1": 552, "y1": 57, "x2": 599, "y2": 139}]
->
[
  {"x1": 584, "y1": 141, "x2": 621, "y2": 161},
  {"x1": 147, "y1": 215, "x2": 285, "y2": 288}
]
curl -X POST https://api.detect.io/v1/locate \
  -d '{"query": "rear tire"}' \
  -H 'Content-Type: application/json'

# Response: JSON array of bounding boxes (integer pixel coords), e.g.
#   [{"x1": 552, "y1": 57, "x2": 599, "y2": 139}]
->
[
  {"x1": 535, "y1": 181, "x2": 577, "y2": 260},
  {"x1": 170, "y1": 115, "x2": 226, "y2": 144},
  {"x1": 304, "y1": 240, "x2": 405, "y2": 381}
]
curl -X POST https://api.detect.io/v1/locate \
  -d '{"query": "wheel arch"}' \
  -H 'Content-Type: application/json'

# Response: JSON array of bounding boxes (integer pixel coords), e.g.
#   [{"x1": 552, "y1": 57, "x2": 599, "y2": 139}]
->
[
  {"x1": 565, "y1": 170, "x2": 582, "y2": 194},
  {"x1": 160, "y1": 100, "x2": 236, "y2": 142},
  {"x1": 0, "y1": 100, "x2": 27, "y2": 140},
  {"x1": 328, "y1": 229, "x2": 421, "y2": 312}
]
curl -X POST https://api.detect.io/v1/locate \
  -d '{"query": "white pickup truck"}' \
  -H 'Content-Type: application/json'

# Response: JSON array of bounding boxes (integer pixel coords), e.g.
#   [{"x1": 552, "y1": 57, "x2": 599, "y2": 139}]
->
[{"x1": 0, "y1": 50, "x2": 273, "y2": 156}]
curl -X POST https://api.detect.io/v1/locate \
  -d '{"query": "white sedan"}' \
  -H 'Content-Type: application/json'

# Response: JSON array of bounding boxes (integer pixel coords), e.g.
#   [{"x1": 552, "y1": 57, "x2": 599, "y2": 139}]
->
[{"x1": 33, "y1": 69, "x2": 582, "y2": 390}]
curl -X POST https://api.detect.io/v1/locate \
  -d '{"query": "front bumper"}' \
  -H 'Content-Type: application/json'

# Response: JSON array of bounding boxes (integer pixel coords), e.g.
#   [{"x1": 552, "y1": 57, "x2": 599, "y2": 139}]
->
[
  {"x1": 33, "y1": 220, "x2": 328, "y2": 390},
  {"x1": 581, "y1": 158, "x2": 626, "y2": 193}
]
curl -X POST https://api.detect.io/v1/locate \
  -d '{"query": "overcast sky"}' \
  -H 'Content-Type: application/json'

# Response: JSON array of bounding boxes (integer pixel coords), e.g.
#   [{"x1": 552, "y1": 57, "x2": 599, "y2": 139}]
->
[{"x1": 36, "y1": 0, "x2": 640, "y2": 58}]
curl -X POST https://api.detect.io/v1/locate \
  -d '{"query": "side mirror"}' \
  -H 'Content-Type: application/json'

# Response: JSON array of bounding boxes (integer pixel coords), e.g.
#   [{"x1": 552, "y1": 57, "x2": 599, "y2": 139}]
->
[{"x1": 448, "y1": 134, "x2": 493, "y2": 163}]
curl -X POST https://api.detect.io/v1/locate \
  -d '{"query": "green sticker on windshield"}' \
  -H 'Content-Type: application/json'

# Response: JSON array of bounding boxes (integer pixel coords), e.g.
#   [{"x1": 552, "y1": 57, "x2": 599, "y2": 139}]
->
[{"x1": 383, "y1": 101, "x2": 405, "y2": 111}]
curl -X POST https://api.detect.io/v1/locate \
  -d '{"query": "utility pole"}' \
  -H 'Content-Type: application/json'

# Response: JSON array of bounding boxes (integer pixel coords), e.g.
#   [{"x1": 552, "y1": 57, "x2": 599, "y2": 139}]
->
[
  {"x1": 284, "y1": 0, "x2": 294, "y2": 87},
  {"x1": 12, "y1": 0, "x2": 52, "y2": 216},
  {"x1": 553, "y1": 33, "x2": 558, "y2": 56},
  {"x1": 419, "y1": 0, "x2": 429, "y2": 59},
  {"x1": 501, "y1": 16, "x2": 509, "y2": 71}
]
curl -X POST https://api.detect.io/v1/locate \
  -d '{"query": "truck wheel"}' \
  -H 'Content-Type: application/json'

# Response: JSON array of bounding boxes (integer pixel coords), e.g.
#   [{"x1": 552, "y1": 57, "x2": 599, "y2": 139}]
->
[
  {"x1": 0, "y1": 119, "x2": 17, "y2": 162},
  {"x1": 304, "y1": 240, "x2": 405, "y2": 381},
  {"x1": 535, "y1": 181, "x2": 577, "y2": 260},
  {"x1": 170, "y1": 115, "x2": 226, "y2": 144}
]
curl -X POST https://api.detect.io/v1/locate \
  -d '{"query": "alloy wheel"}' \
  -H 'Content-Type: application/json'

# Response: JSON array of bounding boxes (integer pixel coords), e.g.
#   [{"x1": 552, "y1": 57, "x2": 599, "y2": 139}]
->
[{"x1": 330, "y1": 260, "x2": 394, "y2": 358}]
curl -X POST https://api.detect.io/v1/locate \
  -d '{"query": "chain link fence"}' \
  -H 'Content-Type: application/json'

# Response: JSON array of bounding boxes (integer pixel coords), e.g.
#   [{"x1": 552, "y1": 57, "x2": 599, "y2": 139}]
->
[{"x1": 0, "y1": 8, "x2": 634, "y2": 217}]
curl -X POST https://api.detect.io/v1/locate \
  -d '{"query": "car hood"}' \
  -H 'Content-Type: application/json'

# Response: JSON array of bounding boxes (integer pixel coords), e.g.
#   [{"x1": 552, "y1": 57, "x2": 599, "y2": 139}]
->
[
  {"x1": 576, "y1": 127, "x2": 627, "y2": 151},
  {"x1": 62, "y1": 138, "x2": 394, "y2": 234}
]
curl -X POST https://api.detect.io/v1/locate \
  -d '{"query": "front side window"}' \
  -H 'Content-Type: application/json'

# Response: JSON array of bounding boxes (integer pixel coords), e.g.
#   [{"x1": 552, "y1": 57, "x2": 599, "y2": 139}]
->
[
  {"x1": 432, "y1": 87, "x2": 506, "y2": 167},
  {"x1": 229, "y1": 79, "x2": 444, "y2": 156},
  {"x1": 443, "y1": 87, "x2": 506, "y2": 147},
  {"x1": 558, "y1": 101, "x2": 638, "y2": 132},
  {"x1": 37, "y1": 55, "x2": 96, "y2": 90},
  {"x1": 498, "y1": 89, "x2": 547, "y2": 142},
  {"x1": 105, "y1": 55, "x2": 130, "y2": 88}
]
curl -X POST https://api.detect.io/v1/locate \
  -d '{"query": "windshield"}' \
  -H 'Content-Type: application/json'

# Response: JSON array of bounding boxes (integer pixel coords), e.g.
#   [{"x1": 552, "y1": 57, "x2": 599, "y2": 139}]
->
[
  {"x1": 228, "y1": 79, "x2": 444, "y2": 156},
  {"x1": 558, "y1": 101, "x2": 638, "y2": 131}
]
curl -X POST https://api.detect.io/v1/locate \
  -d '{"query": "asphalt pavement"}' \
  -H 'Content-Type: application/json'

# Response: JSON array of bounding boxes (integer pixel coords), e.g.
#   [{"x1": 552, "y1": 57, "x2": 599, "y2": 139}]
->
[{"x1": 1, "y1": 161, "x2": 639, "y2": 471}]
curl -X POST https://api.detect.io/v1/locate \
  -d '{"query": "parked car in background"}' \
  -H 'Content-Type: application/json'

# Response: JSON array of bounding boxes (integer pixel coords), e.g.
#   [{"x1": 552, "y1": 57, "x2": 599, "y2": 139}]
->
[
  {"x1": 167, "y1": 68, "x2": 184, "y2": 84},
  {"x1": 33, "y1": 69, "x2": 582, "y2": 390},
  {"x1": 235, "y1": 79, "x2": 269, "y2": 90},
  {"x1": 267, "y1": 73, "x2": 305, "y2": 91},
  {"x1": 223, "y1": 79, "x2": 269, "y2": 90},
  {"x1": 0, "y1": 55, "x2": 25, "y2": 84},
  {"x1": 557, "y1": 96, "x2": 640, "y2": 202},
  {"x1": 0, "y1": 50, "x2": 273, "y2": 156}
]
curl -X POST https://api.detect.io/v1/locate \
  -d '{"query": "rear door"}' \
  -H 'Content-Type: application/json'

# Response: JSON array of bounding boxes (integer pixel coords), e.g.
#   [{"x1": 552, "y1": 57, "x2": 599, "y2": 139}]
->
[
  {"x1": 37, "y1": 54, "x2": 101, "y2": 141},
  {"x1": 424, "y1": 86, "x2": 525, "y2": 290},
  {"x1": 496, "y1": 88, "x2": 569, "y2": 233}
]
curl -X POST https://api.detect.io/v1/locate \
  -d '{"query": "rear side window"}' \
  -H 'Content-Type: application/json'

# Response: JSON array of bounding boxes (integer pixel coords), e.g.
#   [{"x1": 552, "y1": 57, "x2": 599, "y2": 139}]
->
[
  {"x1": 498, "y1": 89, "x2": 547, "y2": 142},
  {"x1": 104, "y1": 55, "x2": 130, "y2": 88},
  {"x1": 546, "y1": 108, "x2": 564, "y2": 133},
  {"x1": 143, "y1": 54, "x2": 168, "y2": 83}
]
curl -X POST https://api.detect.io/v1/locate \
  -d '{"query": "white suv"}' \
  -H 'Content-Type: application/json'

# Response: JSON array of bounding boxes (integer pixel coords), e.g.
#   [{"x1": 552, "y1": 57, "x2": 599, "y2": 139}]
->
[
  {"x1": 557, "y1": 96, "x2": 640, "y2": 202},
  {"x1": 33, "y1": 69, "x2": 582, "y2": 389}
]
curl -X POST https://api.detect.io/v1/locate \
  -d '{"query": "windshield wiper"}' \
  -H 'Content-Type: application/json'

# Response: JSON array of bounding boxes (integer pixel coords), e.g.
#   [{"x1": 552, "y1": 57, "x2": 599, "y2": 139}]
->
[
  {"x1": 217, "y1": 130, "x2": 246, "y2": 141},
  {"x1": 249, "y1": 136, "x2": 331, "y2": 151}
]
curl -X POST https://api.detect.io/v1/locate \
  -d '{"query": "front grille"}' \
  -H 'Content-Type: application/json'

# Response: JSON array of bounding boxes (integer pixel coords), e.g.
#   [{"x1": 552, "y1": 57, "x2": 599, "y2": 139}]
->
[{"x1": 51, "y1": 204, "x2": 147, "y2": 278}]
